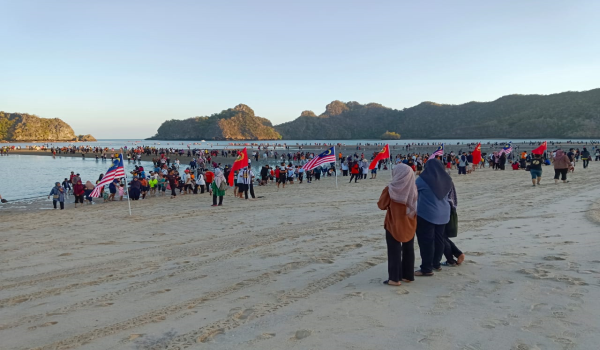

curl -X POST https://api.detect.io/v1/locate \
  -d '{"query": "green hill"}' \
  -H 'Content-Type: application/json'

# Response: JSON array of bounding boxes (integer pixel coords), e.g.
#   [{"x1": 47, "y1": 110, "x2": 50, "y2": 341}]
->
[
  {"x1": 274, "y1": 89, "x2": 600, "y2": 139},
  {"x1": 0, "y1": 112, "x2": 94, "y2": 141},
  {"x1": 148, "y1": 104, "x2": 282, "y2": 140}
]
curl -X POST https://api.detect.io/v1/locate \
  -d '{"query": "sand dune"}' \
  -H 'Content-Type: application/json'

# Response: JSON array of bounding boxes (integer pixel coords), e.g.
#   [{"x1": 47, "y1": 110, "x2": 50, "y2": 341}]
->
[{"x1": 1, "y1": 165, "x2": 599, "y2": 349}]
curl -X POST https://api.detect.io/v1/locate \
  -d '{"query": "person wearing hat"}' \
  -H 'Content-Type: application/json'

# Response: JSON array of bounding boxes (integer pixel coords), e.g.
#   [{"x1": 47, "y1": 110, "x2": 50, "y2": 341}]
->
[{"x1": 48, "y1": 182, "x2": 66, "y2": 210}]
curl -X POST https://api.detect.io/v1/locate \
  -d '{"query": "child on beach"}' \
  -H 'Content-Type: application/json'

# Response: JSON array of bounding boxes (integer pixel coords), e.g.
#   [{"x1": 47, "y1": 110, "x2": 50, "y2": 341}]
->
[{"x1": 118, "y1": 184, "x2": 125, "y2": 201}]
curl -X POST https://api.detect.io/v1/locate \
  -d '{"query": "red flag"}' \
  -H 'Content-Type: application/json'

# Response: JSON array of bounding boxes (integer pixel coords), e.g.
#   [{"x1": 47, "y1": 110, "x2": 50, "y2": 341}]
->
[
  {"x1": 532, "y1": 141, "x2": 547, "y2": 155},
  {"x1": 228, "y1": 147, "x2": 249, "y2": 186},
  {"x1": 472, "y1": 142, "x2": 482, "y2": 165},
  {"x1": 369, "y1": 144, "x2": 390, "y2": 169}
]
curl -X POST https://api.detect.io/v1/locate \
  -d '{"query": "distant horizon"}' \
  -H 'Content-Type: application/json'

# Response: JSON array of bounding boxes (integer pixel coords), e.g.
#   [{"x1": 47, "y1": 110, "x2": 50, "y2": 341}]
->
[{"x1": 2, "y1": 1, "x2": 599, "y2": 138}]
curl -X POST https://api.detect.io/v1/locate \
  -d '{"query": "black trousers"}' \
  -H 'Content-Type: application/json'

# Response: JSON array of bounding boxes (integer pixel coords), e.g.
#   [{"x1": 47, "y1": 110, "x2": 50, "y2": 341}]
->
[
  {"x1": 349, "y1": 173, "x2": 359, "y2": 183},
  {"x1": 342, "y1": 170, "x2": 348, "y2": 176},
  {"x1": 444, "y1": 237, "x2": 463, "y2": 264},
  {"x1": 198, "y1": 184, "x2": 205, "y2": 193},
  {"x1": 583, "y1": 159, "x2": 589, "y2": 168},
  {"x1": 212, "y1": 195, "x2": 223, "y2": 205},
  {"x1": 416, "y1": 216, "x2": 446, "y2": 273},
  {"x1": 386, "y1": 231, "x2": 415, "y2": 282},
  {"x1": 554, "y1": 168, "x2": 568, "y2": 180},
  {"x1": 74, "y1": 195, "x2": 84, "y2": 203},
  {"x1": 53, "y1": 200, "x2": 65, "y2": 209},
  {"x1": 249, "y1": 184, "x2": 255, "y2": 198}
]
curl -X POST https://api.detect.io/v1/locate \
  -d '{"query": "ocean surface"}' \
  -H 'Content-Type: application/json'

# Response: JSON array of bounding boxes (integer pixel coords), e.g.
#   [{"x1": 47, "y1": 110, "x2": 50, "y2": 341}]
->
[
  {"x1": 0, "y1": 155, "x2": 153, "y2": 203},
  {"x1": 3, "y1": 138, "x2": 598, "y2": 150}
]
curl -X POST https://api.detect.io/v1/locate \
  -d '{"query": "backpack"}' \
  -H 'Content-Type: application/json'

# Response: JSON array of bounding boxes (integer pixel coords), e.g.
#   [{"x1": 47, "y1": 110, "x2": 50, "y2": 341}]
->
[{"x1": 218, "y1": 180, "x2": 227, "y2": 191}]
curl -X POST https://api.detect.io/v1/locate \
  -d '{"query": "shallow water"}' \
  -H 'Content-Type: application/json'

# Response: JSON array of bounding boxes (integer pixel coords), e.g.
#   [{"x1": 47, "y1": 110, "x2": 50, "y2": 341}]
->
[
  {"x1": 0, "y1": 155, "x2": 153, "y2": 203},
  {"x1": 3, "y1": 138, "x2": 598, "y2": 150}
]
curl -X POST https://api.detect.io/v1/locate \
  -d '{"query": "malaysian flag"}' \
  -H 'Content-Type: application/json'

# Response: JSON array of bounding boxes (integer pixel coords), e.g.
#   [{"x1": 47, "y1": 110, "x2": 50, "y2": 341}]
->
[
  {"x1": 430, "y1": 144, "x2": 444, "y2": 157},
  {"x1": 90, "y1": 154, "x2": 126, "y2": 197},
  {"x1": 499, "y1": 142, "x2": 513, "y2": 155},
  {"x1": 302, "y1": 146, "x2": 336, "y2": 171}
]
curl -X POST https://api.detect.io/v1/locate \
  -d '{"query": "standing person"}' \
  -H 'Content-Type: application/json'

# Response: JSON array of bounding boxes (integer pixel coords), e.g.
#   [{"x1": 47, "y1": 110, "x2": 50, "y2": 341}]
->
[
  {"x1": 349, "y1": 161, "x2": 360, "y2": 183},
  {"x1": 529, "y1": 153, "x2": 543, "y2": 186},
  {"x1": 414, "y1": 159, "x2": 453, "y2": 276},
  {"x1": 377, "y1": 163, "x2": 417, "y2": 285},
  {"x1": 196, "y1": 171, "x2": 206, "y2": 193},
  {"x1": 108, "y1": 179, "x2": 118, "y2": 201},
  {"x1": 581, "y1": 147, "x2": 591, "y2": 169},
  {"x1": 62, "y1": 178, "x2": 72, "y2": 196},
  {"x1": 211, "y1": 168, "x2": 226, "y2": 206},
  {"x1": 248, "y1": 164, "x2": 256, "y2": 199},
  {"x1": 48, "y1": 182, "x2": 66, "y2": 210},
  {"x1": 553, "y1": 149, "x2": 570, "y2": 184},
  {"x1": 237, "y1": 167, "x2": 250, "y2": 199},
  {"x1": 442, "y1": 185, "x2": 465, "y2": 266},
  {"x1": 129, "y1": 177, "x2": 142, "y2": 200},
  {"x1": 73, "y1": 180, "x2": 84, "y2": 208},
  {"x1": 84, "y1": 181, "x2": 95, "y2": 204},
  {"x1": 96, "y1": 174, "x2": 105, "y2": 197},
  {"x1": 204, "y1": 169, "x2": 214, "y2": 195},
  {"x1": 458, "y1": 152, "x2": 467, "y2": 175},
  {"x1": 277, "y1": 162, "x2": 287, "y2": 189},
  {"x1": 166, "y1": 171, "x2": 178, "y2": 198}
]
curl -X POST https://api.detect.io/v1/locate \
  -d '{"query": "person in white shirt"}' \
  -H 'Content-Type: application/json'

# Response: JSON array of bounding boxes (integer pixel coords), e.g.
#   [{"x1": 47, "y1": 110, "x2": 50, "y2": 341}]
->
[
  {"x1": 196, "y1": 172, "x2": 206, "y2": 193},
  {"x1": 237, "y1": 166, "x2": 255, "y2": 199}
]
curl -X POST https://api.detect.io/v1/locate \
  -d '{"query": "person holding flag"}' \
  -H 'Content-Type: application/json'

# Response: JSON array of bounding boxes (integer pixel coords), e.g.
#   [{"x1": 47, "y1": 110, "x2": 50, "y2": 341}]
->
[
  {"x1": 228, "y1": 148, "x2": 249, "y2": 187},
  {"x1": 369, "y1": 144, "x2": 390, "y2": 170},
  {"x1": 471, "y1": 143, "x2": 482, "y2": 171},
  {"x1": 90, "y1": 154, "x2": 126, "y2": 198},
  {"x1": 430, "y1": 144, "x2": 444, "y2": 159}
]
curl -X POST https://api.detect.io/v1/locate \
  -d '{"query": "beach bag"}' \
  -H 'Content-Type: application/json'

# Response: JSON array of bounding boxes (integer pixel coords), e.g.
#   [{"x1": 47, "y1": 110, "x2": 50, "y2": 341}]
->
[
  {"x1": 446, "y1": 207, "x2": 458, "y2": 238},
  {"x1": 53, "y1": 194, "x2": 59, "y2": 199},
  {"x1": 525, "y1": 164, "x2": 531, "y2": 171},
  {"x1": 218, "y1": 180, "x2": 227, "y2": 191}
]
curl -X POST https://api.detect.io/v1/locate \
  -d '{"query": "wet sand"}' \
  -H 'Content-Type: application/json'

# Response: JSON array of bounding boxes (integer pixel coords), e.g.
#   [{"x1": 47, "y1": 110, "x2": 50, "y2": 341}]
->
[{"x1": 1, "y1": 163, "x2": 599, "y2": 349}]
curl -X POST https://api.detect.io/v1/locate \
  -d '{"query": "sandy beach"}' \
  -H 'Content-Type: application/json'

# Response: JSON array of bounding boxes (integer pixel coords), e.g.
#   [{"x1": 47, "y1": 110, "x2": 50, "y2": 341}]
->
[{"x1": 1, "y1": 164, "x2": 599, "y2": 349}]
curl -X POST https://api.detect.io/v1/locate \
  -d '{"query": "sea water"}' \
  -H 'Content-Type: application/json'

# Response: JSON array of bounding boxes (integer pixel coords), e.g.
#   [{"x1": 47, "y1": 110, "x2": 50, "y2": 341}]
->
[
  {"x1": 3, "y1": 138, "x2": 598, "y2": 150},
  {"x1": 0, "y1": 155, "x2": 153, "y2": 203}
]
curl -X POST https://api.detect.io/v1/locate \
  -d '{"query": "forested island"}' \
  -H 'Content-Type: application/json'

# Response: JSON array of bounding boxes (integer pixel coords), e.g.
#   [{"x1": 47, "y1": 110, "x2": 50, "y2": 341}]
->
[
  {"x1": 149, "y1": 88, "x2": 600, "y2": 140},
  {"x1": 0, "y1": 112, "x2": 95, "y2": 142}
]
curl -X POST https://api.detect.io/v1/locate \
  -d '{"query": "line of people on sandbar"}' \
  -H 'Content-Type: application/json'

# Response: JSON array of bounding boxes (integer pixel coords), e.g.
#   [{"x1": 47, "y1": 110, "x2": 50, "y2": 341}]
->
[{"x1": 377, "y1": 159, "x2": 464, "y2": 286}]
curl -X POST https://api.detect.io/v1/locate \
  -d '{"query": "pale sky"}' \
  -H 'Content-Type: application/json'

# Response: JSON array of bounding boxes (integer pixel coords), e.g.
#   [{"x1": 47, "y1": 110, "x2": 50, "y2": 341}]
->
[{"x1": 1, "y1": 0, "x2": 599, "y2": 138}]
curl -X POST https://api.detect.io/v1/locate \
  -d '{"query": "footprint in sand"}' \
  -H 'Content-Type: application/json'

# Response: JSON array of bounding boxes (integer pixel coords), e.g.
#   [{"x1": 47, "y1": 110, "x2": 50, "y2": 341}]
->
[{"x1": 292, "y1": 330, "x2": 311, "y2": 340}]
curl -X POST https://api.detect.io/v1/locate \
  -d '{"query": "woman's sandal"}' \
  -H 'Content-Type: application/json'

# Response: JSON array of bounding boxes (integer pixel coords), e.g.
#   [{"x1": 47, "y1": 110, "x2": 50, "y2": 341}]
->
[
  {"x1": 414, "y1": 270, "x2": 434, "y2": 277},
  {"x1": 383, "y1": 280, "x2": 402, "y2": 286}
]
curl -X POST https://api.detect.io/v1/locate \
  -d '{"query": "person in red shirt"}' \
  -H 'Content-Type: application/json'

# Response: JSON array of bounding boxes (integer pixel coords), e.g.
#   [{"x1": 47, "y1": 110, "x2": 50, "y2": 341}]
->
[
  {"x1": 204, "y1": 170, "x2": 215, "y2": 194},
  {"x1": 349, "y1": 162, "x2": 360, "y2": 183}
]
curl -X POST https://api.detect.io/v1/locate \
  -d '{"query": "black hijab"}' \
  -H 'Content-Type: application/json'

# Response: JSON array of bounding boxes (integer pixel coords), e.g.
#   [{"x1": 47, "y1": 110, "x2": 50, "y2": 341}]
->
[{"x1": 420, "y1": 159, "x2": 453, "y2": 200}]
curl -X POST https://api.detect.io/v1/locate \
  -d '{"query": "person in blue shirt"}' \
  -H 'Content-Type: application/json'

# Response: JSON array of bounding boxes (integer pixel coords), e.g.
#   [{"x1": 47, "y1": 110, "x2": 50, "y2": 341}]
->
[{"x1": 415, "y1": 159, "x2": 453, "y2": 276}]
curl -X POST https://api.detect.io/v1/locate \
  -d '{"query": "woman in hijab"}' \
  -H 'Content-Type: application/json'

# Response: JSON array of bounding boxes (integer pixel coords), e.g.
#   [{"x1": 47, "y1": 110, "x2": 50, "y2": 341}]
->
[
  {"x1": 415, "y1": 159, "x2": 453, "y2": 276},
  {"x1": 84, "y1": 181, "x2": 95, "y2": 204},
  {"x1": 129, "y1": 176, "x2": 141, "y2": 200},
  {"x1": 377, "y1": 163, "x2": 418, "y2": 285},
  {"x1": 553, "y1": 149, "x2": 571, "y2": 184},
  {"x1": 48, "y1": 182, "x2": 65, "y2": 210},
  {"x1": 211, "y1": 168, "x2": 226, "y2": 206},
  {"x1": 73, "y1": 180, "x2": 85, "y2": 208}
]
